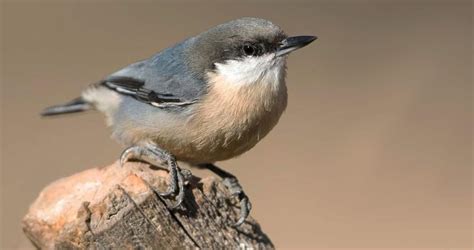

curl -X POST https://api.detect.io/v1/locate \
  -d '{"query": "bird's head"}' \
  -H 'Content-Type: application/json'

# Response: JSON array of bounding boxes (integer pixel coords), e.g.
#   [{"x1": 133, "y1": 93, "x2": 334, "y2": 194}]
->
[{"x1": 186, "y1": 17, "x2": 316, "y2": 87}]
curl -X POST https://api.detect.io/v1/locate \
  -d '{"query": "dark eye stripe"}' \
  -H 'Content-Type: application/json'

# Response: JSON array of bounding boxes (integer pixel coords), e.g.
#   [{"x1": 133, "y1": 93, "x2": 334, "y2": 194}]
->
[{"x1": 239, "y1": 35, "x2": 284, "y2": 58}]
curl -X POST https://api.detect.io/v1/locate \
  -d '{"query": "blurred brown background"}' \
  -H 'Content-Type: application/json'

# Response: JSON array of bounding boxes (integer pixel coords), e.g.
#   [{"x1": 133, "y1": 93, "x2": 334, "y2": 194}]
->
[{"x1": 1, "y1": 0, "x2": 472, "y2": 249}]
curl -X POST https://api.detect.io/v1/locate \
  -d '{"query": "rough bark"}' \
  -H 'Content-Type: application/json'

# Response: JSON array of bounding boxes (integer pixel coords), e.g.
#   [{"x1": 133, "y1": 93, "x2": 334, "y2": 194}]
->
[{"x1": 22, "y1": 161, "x2": 273, "y2": 249}]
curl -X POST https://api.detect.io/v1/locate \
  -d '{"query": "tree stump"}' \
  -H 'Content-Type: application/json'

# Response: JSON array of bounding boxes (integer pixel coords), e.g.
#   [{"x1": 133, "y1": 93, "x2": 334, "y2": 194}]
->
[{"x1": 22, "y1": 161, "x2": 273, "y2": 249}]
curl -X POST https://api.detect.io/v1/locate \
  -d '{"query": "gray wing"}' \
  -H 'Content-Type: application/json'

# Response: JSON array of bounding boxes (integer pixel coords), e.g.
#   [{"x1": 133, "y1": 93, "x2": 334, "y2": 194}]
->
[{"x1": 103, "y1": 38, "x2": 206, "y2": 108}]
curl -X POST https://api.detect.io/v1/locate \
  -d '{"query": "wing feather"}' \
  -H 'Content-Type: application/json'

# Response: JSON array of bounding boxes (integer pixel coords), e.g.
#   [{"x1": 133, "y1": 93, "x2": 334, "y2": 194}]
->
[{"x1": 102, "y1": 39, "x2": 206, "y2": 109}]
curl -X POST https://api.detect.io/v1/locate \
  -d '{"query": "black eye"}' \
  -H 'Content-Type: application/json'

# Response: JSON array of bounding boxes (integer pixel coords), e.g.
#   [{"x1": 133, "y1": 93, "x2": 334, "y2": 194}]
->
[{"x1": 243, "y1": 44, "x2": 256, "y2": 56}]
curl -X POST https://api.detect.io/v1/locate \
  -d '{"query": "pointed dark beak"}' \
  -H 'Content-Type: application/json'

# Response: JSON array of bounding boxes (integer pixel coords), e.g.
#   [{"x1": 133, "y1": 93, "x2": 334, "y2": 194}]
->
[{"x1": 276, "y1": 35, "x2": 317, "y2": 57}]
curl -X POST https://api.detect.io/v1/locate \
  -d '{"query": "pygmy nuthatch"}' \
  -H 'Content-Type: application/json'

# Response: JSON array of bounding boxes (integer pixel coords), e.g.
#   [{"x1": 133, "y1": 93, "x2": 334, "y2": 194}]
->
[{"x1": 42, "y1": 17, "x2": 317, "y2": 226}]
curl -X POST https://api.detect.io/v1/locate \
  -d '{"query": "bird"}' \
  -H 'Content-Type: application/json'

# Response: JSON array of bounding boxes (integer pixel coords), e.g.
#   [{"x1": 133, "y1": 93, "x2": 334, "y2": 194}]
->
[{"x1": 41, "y1": 17, "x2": 317, "y2": 226}]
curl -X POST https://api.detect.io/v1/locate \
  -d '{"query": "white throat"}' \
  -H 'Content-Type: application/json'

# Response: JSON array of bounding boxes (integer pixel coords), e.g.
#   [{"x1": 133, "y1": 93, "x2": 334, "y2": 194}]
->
[{"x1": 213, "y1": 54, "x2": 286, "y2": 89}]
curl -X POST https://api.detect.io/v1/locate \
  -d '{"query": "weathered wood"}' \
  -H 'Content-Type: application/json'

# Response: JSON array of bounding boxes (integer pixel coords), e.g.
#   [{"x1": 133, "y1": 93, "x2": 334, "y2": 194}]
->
[{"x1": 22, "y1": 161, "x2": 273, "y2": 249}]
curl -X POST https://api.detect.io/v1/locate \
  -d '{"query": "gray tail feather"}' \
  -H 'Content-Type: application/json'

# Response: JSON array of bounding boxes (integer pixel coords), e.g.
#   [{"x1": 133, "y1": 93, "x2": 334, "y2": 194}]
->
[{"x1": 41, "y1": 97, "x2": 92, "y2": 116}]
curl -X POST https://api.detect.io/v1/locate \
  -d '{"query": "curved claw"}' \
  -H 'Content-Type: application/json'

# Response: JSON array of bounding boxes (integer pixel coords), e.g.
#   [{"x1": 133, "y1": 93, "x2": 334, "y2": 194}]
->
[
  {"x1": 120, "y1": 146, "x2": 143, "y2": 167},
  {"x1": 223, "y1": 178, "x2": 252, "y2": 226},
  {"x1": 169, "y1": 168, "x2": 186, "y2": 209},
  {"x1": 156, "y1": 163, "x2": 177, "y2": 197},
  {"x1": 234, "y1": 192, "x2": 252, "y2": 227}
]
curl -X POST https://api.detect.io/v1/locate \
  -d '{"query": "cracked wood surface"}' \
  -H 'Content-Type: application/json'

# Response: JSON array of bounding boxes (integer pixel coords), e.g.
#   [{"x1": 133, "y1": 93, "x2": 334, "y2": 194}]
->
[{"x1": 22, "y1": 161, "x2": 273, "y2": 249}]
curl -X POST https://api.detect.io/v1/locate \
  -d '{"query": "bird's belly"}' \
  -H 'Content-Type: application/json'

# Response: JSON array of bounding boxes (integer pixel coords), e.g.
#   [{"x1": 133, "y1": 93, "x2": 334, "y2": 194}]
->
[
  {"x1": 110, "y1": 104, "x2": 284, "y2": 164},
  {"x1": 165, "y1": 83, "x2": 288, "y2": 163},
  {"x1": 165, "y1": 107, "x2": 285, "y2": 163},
  {"x1": 166, "y1": 133, "x2": 259, "y2": 164}
]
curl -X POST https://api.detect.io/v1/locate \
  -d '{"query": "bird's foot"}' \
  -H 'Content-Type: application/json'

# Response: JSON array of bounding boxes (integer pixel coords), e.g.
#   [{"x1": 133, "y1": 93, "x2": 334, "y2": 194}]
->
[
  {"x1": 198, "y1": 163, "x2": 251, "y2": 226},
  {"x1": 222, "y1": 177, "x2": 252, "y2": 226},
  {"x1": 120, "y1": 144, "x2": 187, "y2": 209}
]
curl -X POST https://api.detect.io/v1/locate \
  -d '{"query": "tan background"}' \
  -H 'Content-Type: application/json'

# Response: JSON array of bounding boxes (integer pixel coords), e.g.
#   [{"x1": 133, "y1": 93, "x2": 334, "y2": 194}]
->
[{"x1": 1, "y1": 1, "x2": 472, "y2": 249}]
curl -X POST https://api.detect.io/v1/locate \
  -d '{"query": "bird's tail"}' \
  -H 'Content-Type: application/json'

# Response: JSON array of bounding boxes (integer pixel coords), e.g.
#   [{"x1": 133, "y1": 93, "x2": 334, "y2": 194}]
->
[{"x1": 41, "y1": 97, "x2": 92, "y2": 116}]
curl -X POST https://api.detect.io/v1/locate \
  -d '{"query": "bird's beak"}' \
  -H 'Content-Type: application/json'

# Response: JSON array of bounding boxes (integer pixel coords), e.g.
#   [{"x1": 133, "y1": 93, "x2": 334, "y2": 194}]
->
[{"x1": 276, "y1": 35, "x2": 317, "y2": 57}]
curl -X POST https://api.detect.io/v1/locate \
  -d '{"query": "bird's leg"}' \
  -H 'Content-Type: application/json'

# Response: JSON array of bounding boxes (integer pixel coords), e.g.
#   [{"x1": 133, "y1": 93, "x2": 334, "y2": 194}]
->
[
  {"x1": 197, "y1": 163, "x2": 252, "y2": 226},
  {"x1": 120, "y1": 143, "x2": 186, "y2": 208}
]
